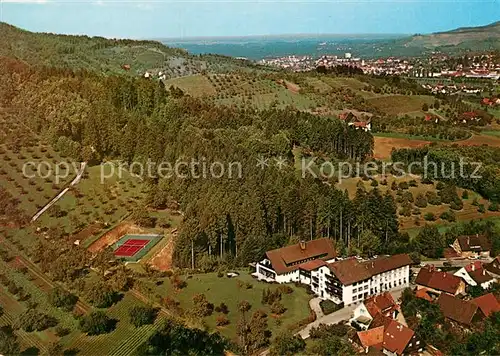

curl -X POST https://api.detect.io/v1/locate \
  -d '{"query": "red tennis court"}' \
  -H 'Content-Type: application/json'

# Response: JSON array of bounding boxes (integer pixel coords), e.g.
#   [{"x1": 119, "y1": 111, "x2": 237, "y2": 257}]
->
[{"x1": 114, "y1": 239, "x2": 149, "y2": 257}]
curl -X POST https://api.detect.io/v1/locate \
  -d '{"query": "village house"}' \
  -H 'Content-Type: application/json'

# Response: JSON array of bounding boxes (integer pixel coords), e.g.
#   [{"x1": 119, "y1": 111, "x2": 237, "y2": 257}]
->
[
  {"x1": 350, "y1": 292, "x2": 400, "y2": 330},
  {"x1": 415, "y1": 265, "x2": 466, "y2": 296},
  {"x1": 253, "y1": 238, "x2": 336, "y2": 283},
  {"x1": 470, "y1": 293, "x2": 500, "y2": 317},
  {"x1": 339, "y1": 111, "x2": 372, "y2": 132},
  {"x1": 310, "y1": 254, "x2": 412, "y2": 306},
  {"x1": 450, "y1": 234, "x2": 490, "y2": 258},
  {"x1": 453, "y1": 261, "x2": 497, "y2": 289},
  {"x1": 485, "y1": 256, "x2": 500, "y2": 278},
  {"x1": 437, "y1": 293, "x2": 485, "y2": 327},
  {"x1": 355, "y1": 315, "x2": 423, "y2": 355}
]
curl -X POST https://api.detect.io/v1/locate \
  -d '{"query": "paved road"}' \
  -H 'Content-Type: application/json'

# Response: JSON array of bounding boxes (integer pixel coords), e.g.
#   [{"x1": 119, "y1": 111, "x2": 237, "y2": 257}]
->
[
  {"x1": 31, "y1": 162, "x2": 87, "y2": 221},
  {"x1": 296, "y1": 286, "x2": 407, "y2": 339}
]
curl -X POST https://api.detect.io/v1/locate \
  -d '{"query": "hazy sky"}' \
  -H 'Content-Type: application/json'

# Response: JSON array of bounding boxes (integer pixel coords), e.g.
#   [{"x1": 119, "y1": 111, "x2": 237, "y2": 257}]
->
[{"x1": 1, "y1": 0, "x2": 499, "y2": 39}]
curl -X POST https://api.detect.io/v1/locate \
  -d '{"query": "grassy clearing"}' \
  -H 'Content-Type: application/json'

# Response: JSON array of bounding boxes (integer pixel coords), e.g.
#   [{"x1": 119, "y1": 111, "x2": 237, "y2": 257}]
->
[
  {"x1": 367, "y1": 95, "x2": 434, "y2": 116},
  {"x1": 139, "y1": 271, "x2": 312, "y2": 341},
  {"x1": 373, "y1": 132, "x2": 447, "y2": 142},
  {"x1": 481, "y1": 130, "x2": 500, "y2": 137},
  {"x1": 164, "y1": 74, "x2": 216, "y2": 97}
]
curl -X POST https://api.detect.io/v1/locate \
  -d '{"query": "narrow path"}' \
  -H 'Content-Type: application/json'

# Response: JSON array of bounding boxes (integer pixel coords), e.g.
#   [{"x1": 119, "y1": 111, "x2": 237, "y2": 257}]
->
[
  {"x1": 31, "y1": 162, "x2": 87, "y2": 222},
  {"x1": 309, "y1": 297, "x2": 324, "y2": 319}
]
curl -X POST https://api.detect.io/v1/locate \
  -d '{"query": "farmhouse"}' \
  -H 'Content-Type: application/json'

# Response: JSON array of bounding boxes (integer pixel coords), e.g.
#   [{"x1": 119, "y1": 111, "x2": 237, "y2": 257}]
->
[
  {"x1": 453, "y1": 261, "x2": 496, "y2": 289},
  {"x1": 437, "y1": 293, "x2": 485, "y2": 327},
  {"x1": 450, "y1": 234, "x2": 490, "y2": 258},
  {"x1": 355, "y1": 315, "x2": 423, "y2": 355},
  {"x1": 415, "y1": 265, "x2": 465, "y2": 296},
  {"x1": 350, "y1": 292, "x2": 400, "y2": 330},
  {"x1": 254, "y1": 238, "x2": 336, "y2": 283},
  {"x1": 339, "y1": 111, "x2": 372, "y2": 132},
  {"x1": 310, "y1": 254, "x2": 412, "y2": 305}
]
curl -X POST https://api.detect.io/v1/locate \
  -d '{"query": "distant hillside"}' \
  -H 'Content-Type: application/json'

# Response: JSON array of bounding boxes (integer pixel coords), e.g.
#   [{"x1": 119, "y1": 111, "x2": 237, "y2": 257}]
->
[
  {"x1": 400, "y1": 21, "x2": 500, "y2": 53},
  {"x1": 0, "y1": 22, "x2": 260, "y2": 77}
]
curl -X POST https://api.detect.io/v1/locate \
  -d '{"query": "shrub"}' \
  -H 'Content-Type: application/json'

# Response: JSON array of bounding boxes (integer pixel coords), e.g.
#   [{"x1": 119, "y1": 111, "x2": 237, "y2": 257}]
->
[
  {"x1": 478, "y1": 204, "x2": 486, "y2": 213},
  {"x1": 398, "y1": 181, "x2": 409, "y2": 190},
  {"x1": 409, "y1": 179, "x2": 418, "y2": 187},
  {"x1": 440, "y1": 210, "x2": 456, "y2": 222},
  {"x1": 462, "y1": 190, "x2": 469, "y2": 199},
  {"x1": 424, "y1": 212, "x2": 436, "y2": 221},
  {"x1": 426, "y1": 191, "x2": 441, "y2": 205},
  {"x1": 48, "y1": 288, "x2": 78, "y2": 312},
  {"x1": 488, "y1": 202, "x2": 499, "y2": 212},
  {"x1": 436, "y1": 181, "x2": 445, "y2": 190},
  {"x1": 16, "y1": 309, "x2": 58, "y2": 332},
  {"x1": 319, "y1": 300, "x2": 342, "y2": 315},
  {"x1": 277, "y1": 285, "x2": 293, "y2": 295},
  {"x1": 215, "y1": 315, "x2": 230, "y2": 326},
  {"x1": 370, "y1": 179, "x2": 378, "y2": 187},
  {"x1": 270, "y1": 301, "x2": 286, "y2": 315},
  {"x1": 192, "y1": 293, "x2": 214, "y2": 317},
  {"x1": 129, "y1": 306, "x2": 158, "y2": 327},
  {"x1": 79, "y1": 311, "x2": 115, "y2": 335},
  {"x1": 415, "y1": 194, "x2": 428, "y2": 208}
]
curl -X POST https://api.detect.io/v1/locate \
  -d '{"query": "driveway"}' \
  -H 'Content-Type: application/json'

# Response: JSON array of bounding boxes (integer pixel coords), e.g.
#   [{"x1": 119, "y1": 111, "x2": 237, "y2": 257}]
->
[{"x1": 297, "y1": 286, "x2": 408, "y2": 339}]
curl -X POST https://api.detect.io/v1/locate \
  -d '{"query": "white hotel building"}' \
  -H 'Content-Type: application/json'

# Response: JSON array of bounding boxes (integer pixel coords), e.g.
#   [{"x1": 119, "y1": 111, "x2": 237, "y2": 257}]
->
[{"x1": 254, "y1": 238, "x2": 412, "y2": 306}]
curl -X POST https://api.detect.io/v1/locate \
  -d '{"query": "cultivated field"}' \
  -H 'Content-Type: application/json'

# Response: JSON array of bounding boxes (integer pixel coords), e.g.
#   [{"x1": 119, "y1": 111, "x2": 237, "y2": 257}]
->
[
  {"x1": 373, "y1": 136, "x2": 431, "y2": 160},
  {"x1": 67, "y1": 293, "x2": 164, "y2": 356},
  {"x1": 164, "y1": 74, "x2": 217, "y2": 97},
  {"x1": 367, "y1": 95, "x2": 435, "y2": 116}
]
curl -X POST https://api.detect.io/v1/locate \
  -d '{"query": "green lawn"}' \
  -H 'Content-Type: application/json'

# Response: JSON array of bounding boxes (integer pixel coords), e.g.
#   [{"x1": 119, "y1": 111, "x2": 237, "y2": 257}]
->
[
  {"x1": 481, "y1": 130, "x2": 500, "y2": 138},
  {"x1": 373, "y1": 132, "x2": 446, "y2": 142},
  {"x1": 138, "y1": 270, "x2": 312, "y2": 341},
  {"x1": 367, "y1": 95, "x2": 435, "y2": 116}
]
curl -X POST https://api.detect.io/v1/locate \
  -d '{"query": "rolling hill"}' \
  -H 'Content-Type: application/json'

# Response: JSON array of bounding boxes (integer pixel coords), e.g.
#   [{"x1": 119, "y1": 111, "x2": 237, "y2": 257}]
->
[
  {"x1": 0, "y1": 22, "x2": 260, "y2": 78},
  {"x1": 403, "y1": 21, "x2": 500, "y2": 51}
]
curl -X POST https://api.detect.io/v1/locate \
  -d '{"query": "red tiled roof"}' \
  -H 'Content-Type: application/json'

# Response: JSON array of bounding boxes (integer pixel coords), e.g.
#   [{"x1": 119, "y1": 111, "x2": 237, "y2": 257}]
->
[
  {"x1": 457, "y1": 235, "x2": 490, "y2": 252},
  {"x1": 485, "y1": 256, "x2": 500, "y2": 276},
  {"x1": 364, "y1": 292, "x2": 399, "y2": 318},
  {"x1": 362, "y1": 254, "x2": 413, "y2": 275},
  {"x1": 265, "y1": 238, "x2": 336, "y2": 274},
  {"x1": 415, "y1": 287, "x2": 434, "y2": 302},
  {"x1": 358, "y1": 326, "x2": 384, "y2": 349},
  {"x1": 415, "y1": 266, "x2": 463, "y2": 294},
  {"x1": 464, "y1": 261, "x2": 483, "y2": 272},
  {"x1": 383, "y1": 320, "x2": 415, "y2": 355},
  {"x1": 468, "y1": 268, "x2": 495, "y2": 285},
  {"x1": 437, "y1": 294, "x2": 481, "y2": 325},
  {"x1": 471, "y1": 293, "x2": 500, "y2": 317},
  {"x1": 365, "y1": 316, "x2": 415, "y2": 355},
  {"x1": 329, "y1": 254, "x2": 413, "y2": 286},
  {"x1": 328, "y1": 258, "x2": 372, "y2": 285},
  {"x1": 298, "y1": 259, "x2": 327, "y2": 271}
]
